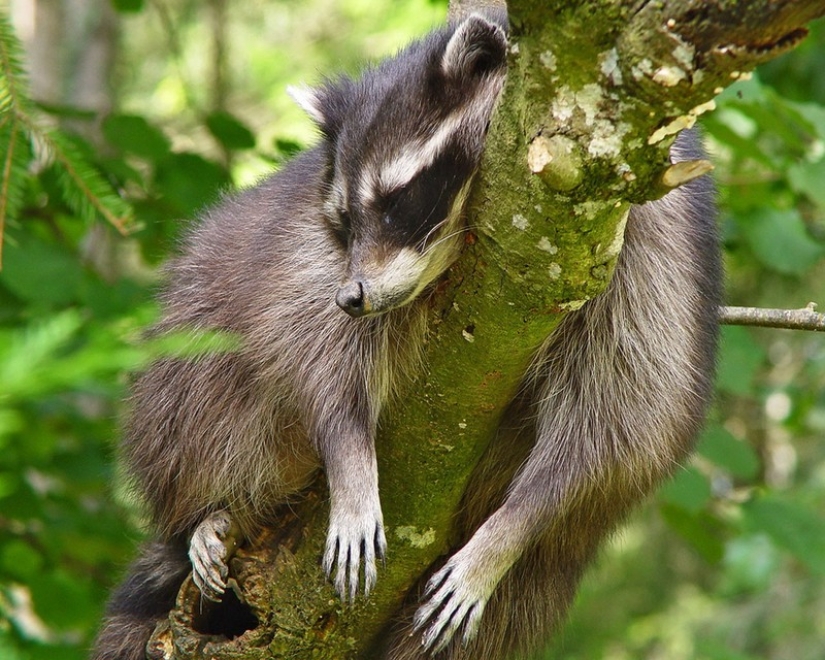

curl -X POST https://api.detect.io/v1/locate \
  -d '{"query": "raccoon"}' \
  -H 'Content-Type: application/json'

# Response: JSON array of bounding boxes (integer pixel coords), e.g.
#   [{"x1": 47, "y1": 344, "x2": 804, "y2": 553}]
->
[
  {"x1": 93, "y1": 9, "x2": 722, "y2": 660},
  {"x1": 91, "y1": 14, "x2": 508, "y2": 660}
]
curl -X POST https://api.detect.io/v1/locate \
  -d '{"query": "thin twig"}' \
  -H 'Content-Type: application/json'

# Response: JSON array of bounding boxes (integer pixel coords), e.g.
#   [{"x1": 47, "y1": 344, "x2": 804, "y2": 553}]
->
[{"x1": 719, "y1": 304, "x2": 825, "y2": 332}]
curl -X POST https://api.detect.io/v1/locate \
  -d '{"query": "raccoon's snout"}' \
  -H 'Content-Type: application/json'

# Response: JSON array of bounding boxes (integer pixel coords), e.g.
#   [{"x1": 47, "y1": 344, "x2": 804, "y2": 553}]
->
[{"x1": 336, "y1": 280, "x2": 367, "y2": 317}]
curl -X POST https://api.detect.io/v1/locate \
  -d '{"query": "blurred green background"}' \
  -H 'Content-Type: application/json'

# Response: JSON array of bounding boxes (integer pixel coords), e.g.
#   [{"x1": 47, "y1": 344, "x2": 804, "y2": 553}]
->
[{"x1": 1, "y1": 1, "x2": 824, "y2": 659}]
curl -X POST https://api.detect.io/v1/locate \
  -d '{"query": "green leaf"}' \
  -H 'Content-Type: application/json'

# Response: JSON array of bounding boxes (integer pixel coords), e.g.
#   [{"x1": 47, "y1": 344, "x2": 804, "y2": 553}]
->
[
  {"x1": 79, "y1": 276, "x2": 148, "y2": 318},
  {"x1": 715, "y1": 74, "x2": 768, "y2": 106},
  {"x1": 273, "y1": 138, "x2": 304, "y2": 158},
  {"x1": 660, "y1": 504, "x2": 725, "y2": 564},
  {"x1": 1, "y1": 481, "x2": 42, "y2": 519},
  {"x1": 732, "y1": 100, "x2": 811, "y2": 153},
  {"x1": 111, "y1": 0, "x2": 145, "y2": 12},
  {"x1": 1, "y1": 539, "x2": 44, "y2": 580},
  {"x1": 659, "y1": 466, "x2": 711, "y2": 513},
  {"x1": 206, "y1": 110, "x2": 256, "y2": 151},
  {"x1": 154, "y1": 152, "x2": 228, "y2": 217},
  {"x1": 697, "y1": 425, "x2": 760, "y2": 479},
  {"x1": 738, "y1": 207, "x2": 824, "y2": 276},
  {"x1": 721, "y1": 534, "x2": 781, "y2": 594},
  {"x1": 0, "y1": 233, "x2": 84, "y2": 306},
  {"x1": 788, "y1": 157, "x2": 825, "y2": 210},
  {"x1": 704, "y1": 115, "x2": 772, "y2": 167},
  {"x1": 742, "y1": 496, "x2": 825, "y2": 575},
  {"x1": 0, "y1": 631, "x2": 27, "y2": 660},
  {"x1": 787, "y1": 100, "x2": 825, "y2": 141},
  {"x1": 696, "y1": 640, "x2": 763, "y2": 660},
  {"x1": 716, "y1": 326, "x2": 765, "y2": 396},
  {"x1": 0, "y1": 472, "x2": 18, "y2": 499},
  {"x1": 0, "y1": 409, "x2": 24, "y2": 443},
  {"x1": 102, "y1": 114, "x2": 171, "y2": 161},
  {"x1": 28, "y1": 569, "x2": 96, "y2": 629},
  {"x1": 28, "y1": 644, "x2": 88, "y2": 660}
]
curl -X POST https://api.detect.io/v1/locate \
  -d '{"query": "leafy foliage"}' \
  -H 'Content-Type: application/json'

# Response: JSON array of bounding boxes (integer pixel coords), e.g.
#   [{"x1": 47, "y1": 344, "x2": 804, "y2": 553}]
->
[{"x1": 0, "y1": 2, "x2": 824, "y2": 660}]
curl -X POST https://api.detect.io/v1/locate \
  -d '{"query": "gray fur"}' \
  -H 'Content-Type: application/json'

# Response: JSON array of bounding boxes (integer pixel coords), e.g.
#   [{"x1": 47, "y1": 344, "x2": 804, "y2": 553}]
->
[{"x1": 92, "y1": 14, "x2": 507, "y2": 660}]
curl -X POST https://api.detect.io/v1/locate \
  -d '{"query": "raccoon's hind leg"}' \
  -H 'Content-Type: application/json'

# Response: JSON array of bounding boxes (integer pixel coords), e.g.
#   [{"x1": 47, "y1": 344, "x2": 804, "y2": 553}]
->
[
  {"x1": 188, "y1": 510, "x2": 242, "y2": 601},
  {"x1": 92, "y1": 540, "x2": 192, "y2": 660}
]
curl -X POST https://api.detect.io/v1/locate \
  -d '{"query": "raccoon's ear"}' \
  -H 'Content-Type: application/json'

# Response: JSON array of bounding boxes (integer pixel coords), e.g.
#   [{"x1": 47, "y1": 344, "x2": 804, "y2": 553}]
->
[
  {"x1": 442, "y1": 14, "x2": 508, "y2": 81},
  {"x1": 287, "y1": 85, "x2": 327, "y2": 125},
  {"x1": 287, "y1": 82, "x2": 351, "y2": 139}
]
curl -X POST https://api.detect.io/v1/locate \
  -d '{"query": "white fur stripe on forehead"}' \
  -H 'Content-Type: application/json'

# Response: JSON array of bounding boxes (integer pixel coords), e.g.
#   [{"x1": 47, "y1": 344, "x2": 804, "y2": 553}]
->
[{"x1": 373, "y1": 112, "x2": 466, "y2": 195}]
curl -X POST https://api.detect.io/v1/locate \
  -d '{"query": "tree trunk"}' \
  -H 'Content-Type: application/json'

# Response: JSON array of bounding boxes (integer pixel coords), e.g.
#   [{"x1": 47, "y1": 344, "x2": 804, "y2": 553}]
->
[
  {"x1": 150, "y1": 1, "x2": 825, "y2": 658},
  {"x1": 12, "y1": 0, "x2": 119, "y2": 134}
]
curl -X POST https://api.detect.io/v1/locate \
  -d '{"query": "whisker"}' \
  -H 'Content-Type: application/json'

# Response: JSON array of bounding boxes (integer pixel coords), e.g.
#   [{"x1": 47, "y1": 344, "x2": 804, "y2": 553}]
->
[
  {"x1": 420, "y1": 215, "x2": 453, "y2": 250},
  {"x1": 422, "y1": 224, "x2": 481, "y2": 254}
]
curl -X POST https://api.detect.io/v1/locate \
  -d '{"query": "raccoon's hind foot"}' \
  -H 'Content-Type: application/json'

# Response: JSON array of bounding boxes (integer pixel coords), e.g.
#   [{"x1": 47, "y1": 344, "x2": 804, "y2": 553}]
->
[
  {"x1": 188, "y1": 510, "x2": 241, "y2": 601},
  {"x1": 413, "y1": 557, "x2": 489, "y2": 652},
  {"x1": 413, "y1": 520, "x2": 516, "y2": 652},
  {"x1": 322, "y1": 497, "x2": 387, "y2": 602}
]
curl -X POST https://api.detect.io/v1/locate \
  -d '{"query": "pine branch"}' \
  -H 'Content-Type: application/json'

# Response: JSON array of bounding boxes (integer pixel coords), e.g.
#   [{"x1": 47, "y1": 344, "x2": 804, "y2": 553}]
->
[
  {"x1": 0, "y1": 9, "x2": 33, "y2": 268},
  {"x1": 0, "y1": 10, "x2": 29, "y2": 115},
  {"x1": 41, "y1": 128, "x2": 132, "y2": 234},
  {"x1": 0, "y1": 8, "x2": 134, "y2": 268},
  {"x1": 0, "y1": 119, "x2": 28, "y2": 269}
]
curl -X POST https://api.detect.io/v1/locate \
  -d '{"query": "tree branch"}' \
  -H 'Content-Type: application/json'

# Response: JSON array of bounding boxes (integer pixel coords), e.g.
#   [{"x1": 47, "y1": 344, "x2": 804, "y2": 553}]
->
[{"x1": 720, "y1": 304, "x2": 825, "y2": 332}]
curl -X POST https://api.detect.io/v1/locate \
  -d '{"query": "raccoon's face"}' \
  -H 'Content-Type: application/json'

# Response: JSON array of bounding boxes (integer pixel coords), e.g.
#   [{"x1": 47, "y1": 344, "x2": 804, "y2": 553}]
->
[{"x1": 290, "y1": 14, "x2": 507, "y2": 317}]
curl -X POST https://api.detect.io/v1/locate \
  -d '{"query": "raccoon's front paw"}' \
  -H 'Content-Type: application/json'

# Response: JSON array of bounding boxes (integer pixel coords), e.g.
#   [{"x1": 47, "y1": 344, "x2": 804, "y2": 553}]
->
[
  {"x1": 413, "y1": 544, "x2": 501, "y2": 653},
  {"x1": 322, "y1": 502, "x2": 387, "y2": 601},
  {"x1": 188, "y1": 510, "x2": 240, "y2": 601}
]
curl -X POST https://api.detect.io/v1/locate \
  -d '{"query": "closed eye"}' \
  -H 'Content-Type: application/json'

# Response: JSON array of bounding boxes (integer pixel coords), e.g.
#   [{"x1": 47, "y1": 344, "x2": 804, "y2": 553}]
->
[
  {"x1": 327, "y1": 209, "x2": 351, "y2": 247},
  {"x1": 339, "y1": 208, "x2": 352, "y2": 230},
  {"x1": 381, "y1": 186, "x2": 405, "y2": 213}
]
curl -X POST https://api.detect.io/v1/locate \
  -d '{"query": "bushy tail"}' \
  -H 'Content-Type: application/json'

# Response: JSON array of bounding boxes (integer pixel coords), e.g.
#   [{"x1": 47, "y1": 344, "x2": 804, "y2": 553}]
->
[{"x1": 91, "y1": 540, "x2": 190, "y2": 660}]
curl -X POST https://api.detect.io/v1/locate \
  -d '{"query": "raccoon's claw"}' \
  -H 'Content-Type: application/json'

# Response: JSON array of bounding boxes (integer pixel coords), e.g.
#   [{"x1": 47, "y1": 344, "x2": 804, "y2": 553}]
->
[
  {"x1": 413, "y1": 551, "x2": 494, "y2": 653},
  {"x1": 323, "y1": 505, "x2": 386, "y2": 601},
  {"x1": 188, "y1": 510, "x2": 240, "y2": 602}
]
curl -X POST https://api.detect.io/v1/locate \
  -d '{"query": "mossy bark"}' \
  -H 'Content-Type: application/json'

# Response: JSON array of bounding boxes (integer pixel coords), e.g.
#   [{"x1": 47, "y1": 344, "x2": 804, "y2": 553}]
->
[{"x1": 152, "y1": 1, "x2": 825, "y2": 658}]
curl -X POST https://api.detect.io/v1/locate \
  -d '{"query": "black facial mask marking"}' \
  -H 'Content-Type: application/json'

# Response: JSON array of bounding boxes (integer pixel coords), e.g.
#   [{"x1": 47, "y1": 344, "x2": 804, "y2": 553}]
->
[{"x1": 379, "y1": 149, "x2": 475, "y2": 249}]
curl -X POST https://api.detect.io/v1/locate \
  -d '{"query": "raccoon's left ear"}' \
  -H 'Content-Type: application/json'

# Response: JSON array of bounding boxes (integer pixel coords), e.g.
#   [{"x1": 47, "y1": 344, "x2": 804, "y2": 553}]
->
[
  {"x1": 442, "y1": 14, "x2": 508, "y2": 81},
  {"x1": 287, "y1": 85, "x2": 326, "y2": 125},
  {"x1": 287, "y1": 81, "x2": 351, "y2": 139}
]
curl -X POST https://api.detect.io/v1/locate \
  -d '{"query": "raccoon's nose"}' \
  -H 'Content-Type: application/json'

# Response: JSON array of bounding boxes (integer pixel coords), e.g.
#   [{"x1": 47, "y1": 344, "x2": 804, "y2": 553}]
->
[{"x1": 336, "y1": 280, "x2": 367, "y2": 317}]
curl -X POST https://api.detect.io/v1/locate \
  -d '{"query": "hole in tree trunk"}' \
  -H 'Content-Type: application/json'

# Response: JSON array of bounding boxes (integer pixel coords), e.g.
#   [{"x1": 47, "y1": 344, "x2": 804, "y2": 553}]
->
[{"x1": 191, "y1": 586, "x2": 258, "y2": 639}]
